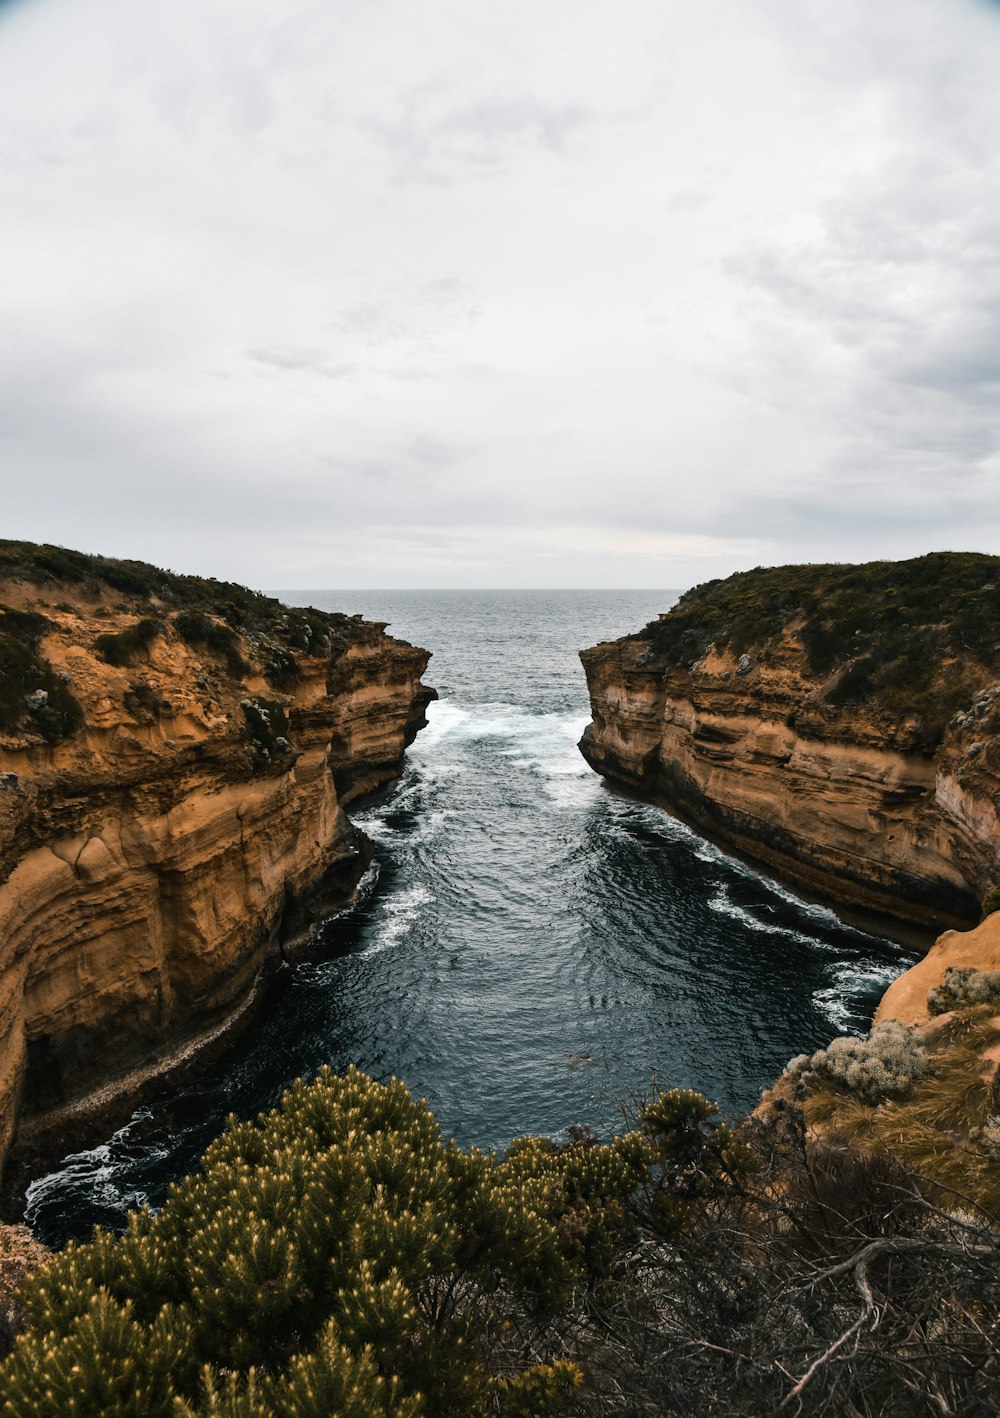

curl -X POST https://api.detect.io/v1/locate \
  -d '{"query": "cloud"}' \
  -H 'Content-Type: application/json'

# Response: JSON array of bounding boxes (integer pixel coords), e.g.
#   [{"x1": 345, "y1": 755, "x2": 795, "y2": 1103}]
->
[
  {"x1": 0, "y1": 0, "x2": 999, "y2": 587},
  {"x1": 246, "y1": 347, "x2": 355, "y2": 379},
  {"x1": 361, "y1": 93, "x2": 612, "y2": 184}
]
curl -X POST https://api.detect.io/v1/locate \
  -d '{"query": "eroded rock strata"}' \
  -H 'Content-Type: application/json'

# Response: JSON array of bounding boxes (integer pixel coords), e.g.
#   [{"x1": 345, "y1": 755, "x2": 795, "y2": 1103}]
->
[
  {"x1": 580, "y1": 554, "x2": 1000, "y2": 939},
  {"x1": 0, "y1": 542, "x2": 434, "y2": 1179}
]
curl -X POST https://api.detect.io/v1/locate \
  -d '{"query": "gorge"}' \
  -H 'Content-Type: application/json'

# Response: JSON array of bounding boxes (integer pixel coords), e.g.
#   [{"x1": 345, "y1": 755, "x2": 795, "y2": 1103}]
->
[{"x1": 1, "y1": 560, "x2": 999, "y2": 1413}]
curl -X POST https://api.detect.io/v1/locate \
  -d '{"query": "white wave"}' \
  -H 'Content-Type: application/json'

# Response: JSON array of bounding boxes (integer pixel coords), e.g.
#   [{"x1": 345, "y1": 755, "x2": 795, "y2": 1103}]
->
[
  {"x1": 543, "y1": 774, "x2": 603, "y2": 809},
  {"x1": 412, "y1": 698, "x2": 477, "y2": 747},
  {"x1": 25, "y1": 1108, "x2": 158, "y2": 1223},
  {"x1": 501, "y1": 713, "x2": 592, "y2": 776},
  {"x1": 411, "y1": 699, "x2": 594, "y2": 796},
  {"x1": 609, "y1": 796, "x2": 884, "y2": 942},
  {"x1": 813, "y1": 960, "x2": 904, "y2": 1034},
  {"x1": 707, "y1": 886, "x2": 818, "y2": 946},
  {"x1": 359, "y1": 883, "x2": 433, "y2": 958}
]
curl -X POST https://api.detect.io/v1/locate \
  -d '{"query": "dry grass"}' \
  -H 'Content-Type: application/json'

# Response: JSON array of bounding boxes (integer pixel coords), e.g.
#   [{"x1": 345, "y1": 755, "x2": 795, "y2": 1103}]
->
[{"x1": 799, "y1": 1008, "x2": 1000, "y2": 1214}]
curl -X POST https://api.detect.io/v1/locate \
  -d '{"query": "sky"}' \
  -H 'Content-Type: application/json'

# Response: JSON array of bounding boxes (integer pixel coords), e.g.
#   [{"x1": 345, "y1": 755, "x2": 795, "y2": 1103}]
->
[{"x1": 1, "y1": 0, "x2": 999, "y2": 590}]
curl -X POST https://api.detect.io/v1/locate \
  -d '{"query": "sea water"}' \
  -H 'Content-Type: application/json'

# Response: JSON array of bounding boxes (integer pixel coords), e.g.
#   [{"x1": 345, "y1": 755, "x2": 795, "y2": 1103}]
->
[{"x1": 24, "y1": 591, "x2": 917, "y2": 1245}]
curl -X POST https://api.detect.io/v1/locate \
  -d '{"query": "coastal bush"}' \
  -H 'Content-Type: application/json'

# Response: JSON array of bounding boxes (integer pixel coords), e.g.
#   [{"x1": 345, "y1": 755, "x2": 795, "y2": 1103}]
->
[
  {"x1": 174, "y1": 610, "x2": 249, "y2": 677},
  {"x1": 0, "y1": 1068, "x2": 652, "y2": 1418},
  {"x1": 0, "y1": 612, "x2": 83, "y2": 743},
  {"x1": 928, "y1": 966, "x2": 1000, "y2": 1016},
  {"x1": 783, "y1": 1020, "x2": 931, "y2": 1104},
  {"x1": 258, "y1": 639, "x2": 301, "y2": 688},
  {"x1": 241, "y1": 698, "x2": 291, "y2": 762},
  {"x1": 567, "y1": 1102, "x2": 1000, "y2": 1417},
  {"x1": 787, "y1": 1009, "x2": 1000, "y2": 1221},
  {"x1": 122, "y1": 681, "x2": 170, "y2": 724},
  {"x1": 3, "y1": 1070, "x2": 999, "y2": 1415},
  {"x1": 981, "y1": 885, "x2": 1000, "y2": 919},
  {"x1": 93, "y1": 618, "x2": 163, "y2": 667}
]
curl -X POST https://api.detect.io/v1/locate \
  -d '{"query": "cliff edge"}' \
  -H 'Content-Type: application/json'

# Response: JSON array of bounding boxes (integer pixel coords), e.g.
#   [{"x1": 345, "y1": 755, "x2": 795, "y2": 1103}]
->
[
  {"x1": 0, "y1": 542, "x2": 435, "y2": 1180},
  {"x1": 580, "y1": 553, "x2": 1000, "y2": 939}
]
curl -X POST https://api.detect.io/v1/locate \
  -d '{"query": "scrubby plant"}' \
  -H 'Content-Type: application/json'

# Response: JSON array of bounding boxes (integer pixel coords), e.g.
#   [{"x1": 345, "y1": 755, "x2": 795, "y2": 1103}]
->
[
  {"x1": 0, "y1": 606, "x2": 83, "y2": 743},
  {"x1": 0, "y1": 1068, "x2": 654, "y2": 1418},
  {"x1": 0, "y1": 540, "x2": 355, "y2": 661},
  {"x1": 258, "y1": 639, "x2": 301, "y2": 688},
  {"x1": 122, "y1": 681, "x2": 169, "y2": 724},
  {"x1": 981, "y1": 885, "x2": 1000, "y2": 919},
  {"x1": 638, "y1": 552, "x2": 1000, "y2": 746},
  {"x1": 174, "y1": 611, "x2": 248, "y2": 678},
  {"x1": 631, "y1": 1087, "x2": 757, "y2": 1238},
  {"x1": 241, "y1": 698, "x2": 292, "y2": 764},
  {"x1": 4, "y1": 1070, "x2": 1000, "y2": 1416},
  {"x1": 928, "y1": 966, "x2": 1000, "y2": 1016},
  {"x1": 784, "y1": 1020, "x2": 931, "y2": 1104},
  {"x1": 93, "y1": 618, "x2": 162, "y2": 667}
]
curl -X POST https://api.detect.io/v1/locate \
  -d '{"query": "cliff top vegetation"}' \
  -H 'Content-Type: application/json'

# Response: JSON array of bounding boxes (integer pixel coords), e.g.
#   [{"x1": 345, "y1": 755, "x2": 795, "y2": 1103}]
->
[
  {"x1": 638, "y1": 551, "x2": 1000, "y2": 745},
  {"x1": 0, "y1": 540, "x2": 359, "y2": 650},
  {"x1": 0, "y1": 541, "x2": 379, "y2": 743},
  {"x1": 1, "y1": 1062, "x2": 997, "y2": 1418}
]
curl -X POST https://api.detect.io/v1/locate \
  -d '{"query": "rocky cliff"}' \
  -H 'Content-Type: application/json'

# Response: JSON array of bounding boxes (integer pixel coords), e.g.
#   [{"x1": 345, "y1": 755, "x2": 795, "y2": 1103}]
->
[
  {"x1": 0, "y1": 542, "x2": 434, "y2": 1181},
  {"x1": 580, "y1": 554, "x2": 1000, "y2": 940}
]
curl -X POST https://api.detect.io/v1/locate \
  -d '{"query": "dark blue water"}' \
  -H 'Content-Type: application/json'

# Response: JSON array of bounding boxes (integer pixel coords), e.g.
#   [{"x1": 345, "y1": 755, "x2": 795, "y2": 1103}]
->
[{"x1": 25, "y1": 591, "x2": 918, "y2": 1246}]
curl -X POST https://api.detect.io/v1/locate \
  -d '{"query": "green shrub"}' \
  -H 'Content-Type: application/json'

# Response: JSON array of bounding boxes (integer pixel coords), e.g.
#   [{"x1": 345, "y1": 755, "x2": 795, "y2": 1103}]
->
[
  {"x1": 928, "y1": 966, "x2": 1000, "y2": 1016},
  {"x1": 123, "y1": 682, "x2": 169, "y2": 724},
  {"x1": 259, "y1": 640, "x2": 300, "y2": 688},
  {"x1": 174, "y1": 611, "x2": 248, "y2": 677},
  {"x1": 0, "y1": 1068, "x2": 652, "y2": 1418},
  {"x1": 0, "y1": 541, "x2": 355, "y2": 679},
  {"x1": 241, "y1": 698, "x2": 291, "y2": 762},
  {"x1": 93, "y1": 619, "x2": 162, "y2": 668},
  {"x1": 0, "y1": 617, "x2": 83, "y2": 744},
  {"x1": 981, "y1": 885, "x2": 1000, "y2": 919}
]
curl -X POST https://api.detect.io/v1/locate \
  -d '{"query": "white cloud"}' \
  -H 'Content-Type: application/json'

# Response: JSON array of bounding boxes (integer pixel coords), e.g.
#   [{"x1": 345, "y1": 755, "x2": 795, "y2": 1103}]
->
[{"x1": 0, "y1": 0, "x2": 998, "y2": 587}]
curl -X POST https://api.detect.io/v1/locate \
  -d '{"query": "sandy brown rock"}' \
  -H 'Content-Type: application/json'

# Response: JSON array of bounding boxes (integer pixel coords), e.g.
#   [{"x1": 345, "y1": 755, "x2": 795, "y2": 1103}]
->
[
  {"x1": 875, "y1": 912, "x2": 1000, "y2": 1025},
  {"x1": 0, "y1": 567, "x2": 434, "y2": 1183},
  {"x1": 580, "y1": 631, "x2": 998, "y2": 939},
  {"x1": 0, "y1": 1222, "x2": 49, "y2": 1355}
]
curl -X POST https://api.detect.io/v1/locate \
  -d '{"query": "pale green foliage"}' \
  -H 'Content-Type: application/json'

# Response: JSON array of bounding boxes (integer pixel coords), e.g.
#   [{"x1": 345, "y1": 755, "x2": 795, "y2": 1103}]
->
[
  {"x1": 0, "y1": 1067, "x2": 652, "y2": 1418},
  {"x1": 928, "y1": 965, "x2": 1000, "y2": 1016},
  {"x1": 784, "y1": 1021, "x2": 931, "y2": 1104}
]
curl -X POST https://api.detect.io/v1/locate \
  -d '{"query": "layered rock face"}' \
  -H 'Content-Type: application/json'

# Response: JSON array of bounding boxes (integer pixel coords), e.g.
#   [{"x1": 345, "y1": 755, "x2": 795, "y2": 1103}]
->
[
  {"x1": 580, "y1": 555, "x2": 1000, "y2": 941},
  {"x1": 0, "y1": 545, "x2": 434, "y2": 1179}
]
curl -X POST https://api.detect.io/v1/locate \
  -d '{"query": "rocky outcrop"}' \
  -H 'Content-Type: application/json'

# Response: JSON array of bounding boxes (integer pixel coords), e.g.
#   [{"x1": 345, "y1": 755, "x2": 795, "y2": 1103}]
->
[
  {"x1": 0, "y1": 1224, "x2": 48, "y2": 1355},
  {"x1": 875, "y1": 912, "x2": 1000, "y2": 1026},
  {"x1": 0, "y1": 544, "x2": 434, "y2": 1181},
  {"x1": 579, "y1": 557, "x2": 1000, "y2": 942}
]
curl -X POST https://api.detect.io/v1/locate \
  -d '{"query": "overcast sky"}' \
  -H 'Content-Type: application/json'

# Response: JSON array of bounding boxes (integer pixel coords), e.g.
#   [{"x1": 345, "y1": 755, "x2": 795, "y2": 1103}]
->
[{"x1": 1, "y1": 0, "x2": 999, "y2": 589}]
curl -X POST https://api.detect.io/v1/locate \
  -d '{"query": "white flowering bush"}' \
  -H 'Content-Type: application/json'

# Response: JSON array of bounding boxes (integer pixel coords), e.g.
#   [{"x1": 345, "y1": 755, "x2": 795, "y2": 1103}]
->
[
  {"x1": 927, "y1": 966, "x2": 1000, "y2": 1017},
  {"x1": 784, "y1": 1021, "x2": 931, "y2": 1104}
]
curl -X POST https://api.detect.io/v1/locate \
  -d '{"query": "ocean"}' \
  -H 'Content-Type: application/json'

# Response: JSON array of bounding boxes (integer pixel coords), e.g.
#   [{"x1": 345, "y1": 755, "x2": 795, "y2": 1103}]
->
[{"x1": 24, "y1": 590, "x2": 917, "y2": 1245}]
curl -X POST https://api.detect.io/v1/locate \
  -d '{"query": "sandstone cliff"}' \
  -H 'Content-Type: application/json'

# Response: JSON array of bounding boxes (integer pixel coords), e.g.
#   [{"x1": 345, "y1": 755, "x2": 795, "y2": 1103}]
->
[
  {"x1": 0, "y1": 542, "x2": 435, "y2": 1181},
  {"x1": 580, "y1": 554, "x2": 1000, "y2": 940}
]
